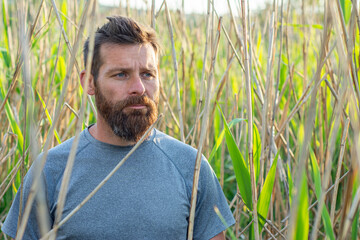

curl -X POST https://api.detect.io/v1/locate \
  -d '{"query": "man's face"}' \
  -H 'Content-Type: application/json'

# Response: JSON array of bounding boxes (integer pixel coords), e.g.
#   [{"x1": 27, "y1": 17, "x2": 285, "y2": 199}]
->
[{"x1": 94, "y1": 43, "x2": 159, "y2": 142}]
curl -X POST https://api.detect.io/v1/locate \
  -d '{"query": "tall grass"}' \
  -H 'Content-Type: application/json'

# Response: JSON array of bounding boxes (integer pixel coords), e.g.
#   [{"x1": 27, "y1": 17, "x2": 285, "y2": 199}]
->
[{"x1": 0, "y1": 0, "x2": 359, "y2": 239}]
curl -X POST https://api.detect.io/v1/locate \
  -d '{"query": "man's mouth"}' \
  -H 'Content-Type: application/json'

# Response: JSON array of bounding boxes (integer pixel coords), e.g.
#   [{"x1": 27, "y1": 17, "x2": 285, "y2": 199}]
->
[{"x1": 125, "y1": 104, "x2": 146, "y2": 110}]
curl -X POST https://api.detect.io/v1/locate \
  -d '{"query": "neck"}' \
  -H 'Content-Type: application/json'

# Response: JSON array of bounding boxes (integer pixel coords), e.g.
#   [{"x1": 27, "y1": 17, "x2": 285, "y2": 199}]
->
[{"x1": 89, "y1": 115, "x2": 137, "y2": 146}]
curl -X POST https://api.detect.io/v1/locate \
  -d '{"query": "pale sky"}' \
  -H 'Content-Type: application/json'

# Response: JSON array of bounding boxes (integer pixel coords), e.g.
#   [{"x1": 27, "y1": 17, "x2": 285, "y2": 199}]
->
[{"x1": 99, "y1": 0, "x2": 271, "y2": 15}]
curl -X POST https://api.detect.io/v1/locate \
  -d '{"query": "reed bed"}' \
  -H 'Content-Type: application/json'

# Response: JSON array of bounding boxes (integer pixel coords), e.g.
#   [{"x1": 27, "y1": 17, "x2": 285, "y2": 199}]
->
[{"x1": 0, "y1": 0, "x2": 359, "y2": 239}]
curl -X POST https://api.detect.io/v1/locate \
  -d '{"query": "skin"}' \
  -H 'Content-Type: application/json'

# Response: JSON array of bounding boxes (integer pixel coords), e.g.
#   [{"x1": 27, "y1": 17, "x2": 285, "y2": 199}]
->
[
  {"x1": 80, "y1": 42, "x2": 225, "y2": 240},
  {"x1": 212, "y1": 231, "x2": 225, "y2": 240},
  {"x1": 80, "y1": 42, "x2": 159, "y2": 146}
]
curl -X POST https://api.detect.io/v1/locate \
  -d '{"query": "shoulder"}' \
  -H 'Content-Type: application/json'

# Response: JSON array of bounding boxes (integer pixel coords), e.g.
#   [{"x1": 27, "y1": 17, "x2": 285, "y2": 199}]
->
[
  {"x1": 39, "y1": 130, "x2": 90, "y2": 182},
  {"x1": 151, "y1": 129, "x2": 199, "y2": 164},
  {"x1": 44, "y1": 129, "x2": 90, "y2": 164},
  {"x1": 150, "y1": 129, "x2": 213, "y2": 179}
]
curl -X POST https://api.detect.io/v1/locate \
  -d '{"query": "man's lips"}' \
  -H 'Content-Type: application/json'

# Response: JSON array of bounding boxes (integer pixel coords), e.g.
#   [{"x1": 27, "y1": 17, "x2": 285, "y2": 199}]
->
[{"x1": 125, "y1": 104, "x2": 146, "y2": 110}]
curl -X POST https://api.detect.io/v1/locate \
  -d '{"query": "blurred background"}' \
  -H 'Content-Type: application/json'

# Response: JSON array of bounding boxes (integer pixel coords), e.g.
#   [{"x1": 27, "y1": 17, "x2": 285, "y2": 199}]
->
[{"x1": 0, "y1": 0, "x2": 359, "y2": 239}]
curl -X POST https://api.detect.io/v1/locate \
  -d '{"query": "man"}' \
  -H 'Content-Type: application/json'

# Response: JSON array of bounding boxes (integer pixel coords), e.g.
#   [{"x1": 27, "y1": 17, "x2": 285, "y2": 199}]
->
[{"x1": 2, "y1": 16, "x2": 235, "y2": 239}]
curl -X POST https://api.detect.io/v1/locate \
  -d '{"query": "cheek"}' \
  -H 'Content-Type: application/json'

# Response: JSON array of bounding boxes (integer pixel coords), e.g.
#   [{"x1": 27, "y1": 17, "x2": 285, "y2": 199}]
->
[
  {"x1": 145, "y1": 81, "x2": 159, "y2": 97},
  {"x1": 102, "y1": 82, "x2": 128, "y2": 99}
]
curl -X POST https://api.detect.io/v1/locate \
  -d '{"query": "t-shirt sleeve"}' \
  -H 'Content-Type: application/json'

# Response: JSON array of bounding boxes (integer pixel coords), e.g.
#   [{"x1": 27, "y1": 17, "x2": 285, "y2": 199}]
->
[
  {"x1": 1, "y1": 159, "x2": 51, "y2": 240},
  {"x1": 193, "y1": 157, "x2": 235, "y2": 240}
]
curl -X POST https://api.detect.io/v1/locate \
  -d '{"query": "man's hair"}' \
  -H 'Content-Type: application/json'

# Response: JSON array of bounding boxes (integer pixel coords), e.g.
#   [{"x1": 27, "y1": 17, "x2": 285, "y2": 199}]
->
[{"x1": 83, "y1": 16, "x2": 160, "y2": 81}]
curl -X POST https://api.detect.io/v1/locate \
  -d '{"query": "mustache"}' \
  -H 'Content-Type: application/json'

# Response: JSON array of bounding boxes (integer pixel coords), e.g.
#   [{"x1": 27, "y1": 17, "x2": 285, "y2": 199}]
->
[{"x1": 113, "y1": 95, "x2": 154, "y2": 110}]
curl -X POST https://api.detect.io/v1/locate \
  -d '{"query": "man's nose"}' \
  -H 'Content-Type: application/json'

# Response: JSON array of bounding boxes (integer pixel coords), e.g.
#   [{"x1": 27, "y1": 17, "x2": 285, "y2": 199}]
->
[{"x1": 128, "y1": 74, "x2": 146, "y2": 96}]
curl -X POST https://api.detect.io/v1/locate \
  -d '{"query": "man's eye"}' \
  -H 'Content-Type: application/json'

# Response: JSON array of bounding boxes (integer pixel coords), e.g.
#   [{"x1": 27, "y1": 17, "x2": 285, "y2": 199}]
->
[
  {"x1": 116, "y1": 72, "x2": 126, "y2": 78},
  {"x1": 142, "y1": 73, "x2": 154, "y2": 78}
]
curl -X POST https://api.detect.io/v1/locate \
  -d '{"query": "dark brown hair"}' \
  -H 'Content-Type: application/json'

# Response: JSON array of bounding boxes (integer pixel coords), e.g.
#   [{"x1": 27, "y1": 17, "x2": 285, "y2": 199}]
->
[{"x1": 83, "y1": 16, "x2": 160, "y2": 81}]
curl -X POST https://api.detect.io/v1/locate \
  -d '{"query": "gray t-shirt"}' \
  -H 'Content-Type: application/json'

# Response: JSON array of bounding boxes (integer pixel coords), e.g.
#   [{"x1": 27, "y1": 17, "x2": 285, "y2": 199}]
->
[{"x1": 2, "y1": 128, "x2": 235, "y2": 239}]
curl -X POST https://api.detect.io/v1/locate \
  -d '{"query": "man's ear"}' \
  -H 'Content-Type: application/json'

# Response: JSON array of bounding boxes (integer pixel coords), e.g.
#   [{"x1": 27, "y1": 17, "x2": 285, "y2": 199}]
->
[{"x1": 80, "y1": 70, "x2": 95, "y2": 95}]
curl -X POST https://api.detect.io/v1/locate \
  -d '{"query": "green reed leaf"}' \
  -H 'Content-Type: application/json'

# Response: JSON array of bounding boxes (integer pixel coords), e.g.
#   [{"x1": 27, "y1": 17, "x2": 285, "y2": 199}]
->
[
  {"x1": 208, "y1": 117, "x2": 245, "y2": 163},
  {"x1": 218, "y1": 105, "x2": 252, "y2": 210},
  {"x1": 309, "y1": 149, "x2": 335, "y2": 240},
  {"x1": 294, "y1": 171, "x2": 309, "y2": 240},
  {"x1": 36, "y1": 90, "x2": 61, "y2": 144},
  {"x1": 257, "y1": 152, "x2": 278, "y2": 231}
]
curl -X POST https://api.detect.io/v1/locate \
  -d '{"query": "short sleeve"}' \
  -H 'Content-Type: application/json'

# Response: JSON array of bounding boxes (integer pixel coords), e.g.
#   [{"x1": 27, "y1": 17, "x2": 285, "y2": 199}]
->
[
  {"x1": 2, "y1": 159, "x2": 52, "y2": 240},
  {"x1": 193, "y1": 157, "x2": 235, "y2": 240}
]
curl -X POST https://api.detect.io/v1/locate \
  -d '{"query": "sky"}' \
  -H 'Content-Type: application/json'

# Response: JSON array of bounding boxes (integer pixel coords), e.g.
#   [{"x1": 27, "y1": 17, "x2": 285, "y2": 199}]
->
[{"x1": 98, "y1": 0, "x2": 271, "y2": 15}]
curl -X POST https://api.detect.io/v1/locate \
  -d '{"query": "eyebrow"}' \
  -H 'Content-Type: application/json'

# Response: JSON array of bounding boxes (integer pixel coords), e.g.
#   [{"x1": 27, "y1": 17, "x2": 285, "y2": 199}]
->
[
  {"x1": 105, "y1": 68, "x2": 131, "y2": 74},
  {"x1": 105, "y1": 67, "x2": 157, "y2": 75},
  {"x1": 140, "y1": 66, "x2": 157, "y2": 72}
]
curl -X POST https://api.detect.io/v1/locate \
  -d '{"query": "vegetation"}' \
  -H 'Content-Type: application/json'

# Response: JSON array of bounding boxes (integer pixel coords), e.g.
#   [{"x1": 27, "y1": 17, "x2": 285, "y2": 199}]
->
[{"x1": 0, "y1": 0, "x2": 359, "y2": 239}]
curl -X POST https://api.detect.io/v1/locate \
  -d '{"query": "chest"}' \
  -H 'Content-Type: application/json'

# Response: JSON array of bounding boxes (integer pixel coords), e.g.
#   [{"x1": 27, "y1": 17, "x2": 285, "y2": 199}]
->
[{"x1": 52, "y1": 155, "x2": 191, "y2": 239}]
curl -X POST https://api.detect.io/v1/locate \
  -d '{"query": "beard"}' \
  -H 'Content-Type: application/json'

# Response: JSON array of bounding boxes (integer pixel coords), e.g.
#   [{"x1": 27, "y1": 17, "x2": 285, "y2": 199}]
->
[{"x1": 95, "y1": 87, "x2": 158, "y2": 142}]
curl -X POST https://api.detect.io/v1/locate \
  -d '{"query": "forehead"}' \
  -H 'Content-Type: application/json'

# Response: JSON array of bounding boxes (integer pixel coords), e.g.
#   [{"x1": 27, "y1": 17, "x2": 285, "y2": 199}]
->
[{"x1": 99, "y1": 43, "x2": 158, "y2": 68}]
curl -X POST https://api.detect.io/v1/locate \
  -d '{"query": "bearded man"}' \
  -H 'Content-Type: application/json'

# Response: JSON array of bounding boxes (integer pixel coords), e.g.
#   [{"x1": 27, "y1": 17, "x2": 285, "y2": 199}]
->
[{"x1": 2, "y1": 16, "x2": 235, "y2": 240}]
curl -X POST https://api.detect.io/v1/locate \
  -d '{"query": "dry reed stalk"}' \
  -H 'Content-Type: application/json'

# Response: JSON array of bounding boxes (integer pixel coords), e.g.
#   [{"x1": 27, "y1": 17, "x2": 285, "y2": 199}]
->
[
  {"x1": 207, "y1": 55, "x2": 235, "y2": 137},
  {"x1": 0, "y1": 157, "x2": 23, "y2": 202},
  {"x1": 126, "y1": 0, "x2": 130, "y2": 17},
  {"x1": 159, "y1": 85, "x2": 181, "y2": 129},
  {"x1": 36, "y1": 176, "x2": 51, "y2": 237},
  {"x1": 14, "y1": 1, "x2": 91, "y2": 238},
  {"x1": 191, "y1": 0, "x2": 211, "y2": 146},
  {"x1": 212, "y1": 56, "x2": 235, "y2": 99},
  {"x1": 269, "y1": 0, "x2": 284, "y2": 166},
  {"x1": 64, "y1": 103, "x2": 80, "y2": 119},
  {"x1": 60, "y1": 118, "x2": 77, "y2": 142},
  {"x1": 339, "y1": 168, "x2": 357, "y2": 240},
  {"x1": 0, "y1": 0, "x2": 44, "y2": 114},
  {"x1": 301, "y1": 0, "x2": 308, "y2": 91},
  {"x1": 239, "y1": 219, "x2": 254, "y2": 236},
  {"x1": 57, "y1": 12, "x2": 80, "y2": 31},
  {"x1": 154, "y1": 0, "x2": 165, "y2": 18},
  {"x1": 164, "y1": 0, "x2": 185, "y2": 142},
  {"x1": 250, "y1": 44, "x2": 266, "y2": 99},
  {"x1": 333, "y1": 0, "x2": 360, "y2": 111},
  {"x1": 352, "y1": 0, "x2": 360, "y2": 33},
  {"x1": 310, "y1": 32, "x2": 349, "y2": 240},
  {"x1": 17, "y1": 0, "x2": 31, "y2": 232},
  {"x1": 263, "y1": 225, "x2": 277, "y2": 239},
  {"x1": 330, "y1": 117, "x2": 350, "y2": 222},
  {"x1": 0, "y1": 133, "x2": 18, "y2": 166},
  {"x1": 151, "y1": 0, "x2": 155, "y2": 28},
  {"x1": 240, "y1": 0, "x2": 259, "y2": 238},
  {"x1": 221, "y1": 27, "x2": 233, "y2": 187},
  {"x1": 178, "y1": 2, "x2": 190, "y2": 52},
  {"x1": 234, "y1": 189, "x2": 241, "y2": 237},
  {"x1": 248, "y1": 56, "x2": 265, "y2": 106},
  {"x1": 263, "y1": 216, "x2": 287, "y2": 240},
  {"x1": 285, "y1": 0, "x2": 291, "y2": 76},
  {"x1": 2, "y1": 0, "x2": 14, "y2": 66},
  {"x1": 50, "y1": 0, "x2": 80, "y2": 74},
  {"x1": 219, "y1": 20, "x2": 245, "y2": 72},
  {"x1": 226, "y1": 0, "x2": 244, "y2": 56},
  {"x1": 341, "y1": 185, "x2": 360, "y2": 239},
  {"x1": 275, "y1": 68, "x2": 292, "y2": 117},
  {"x1": 277, "y1": 170, "x2": 351, "y2": 238},
  {"x1": 41, "y1": 31, "x2": 63, "y2": 115},
  {"x1": 18, "y1": 1, "x2": 42, "y2": 234},
  {"x1": 40, "y1": 114, "x2": 163, "y2": 240},
  {"x1": 181, "y1": 49, "x2": 187, "y2": 132},
  {"x1": 50, "y1": 2, "x2": 97, "y2": 239},
  {"x1": 287, "y1": 1, "x2": 332, "y2": 238},
  {"x1": 274, "y1": 70, "x2": 329, "y2": 142},
  {"x1": 320, "y1": 86, "x2": 325, "y2": 166},
  {"x1": 12, "y1": 0, "x2": 46, "y2": 234},
  {"x1": 338, "y1": 33, "x2": 360, "y2": 240},
  {"x1": 260, "y1": 12, "x2": 275, "y2": 189},
  {"x1": 187, "y1": 18, "x2": 222, "y2": 240}
]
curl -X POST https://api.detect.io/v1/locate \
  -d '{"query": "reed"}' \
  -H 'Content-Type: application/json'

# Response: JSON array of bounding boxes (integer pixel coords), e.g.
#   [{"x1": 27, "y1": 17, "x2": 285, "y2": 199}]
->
[{"x1": 0, "y1": 0, "x2": 359, "y2": 239}]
